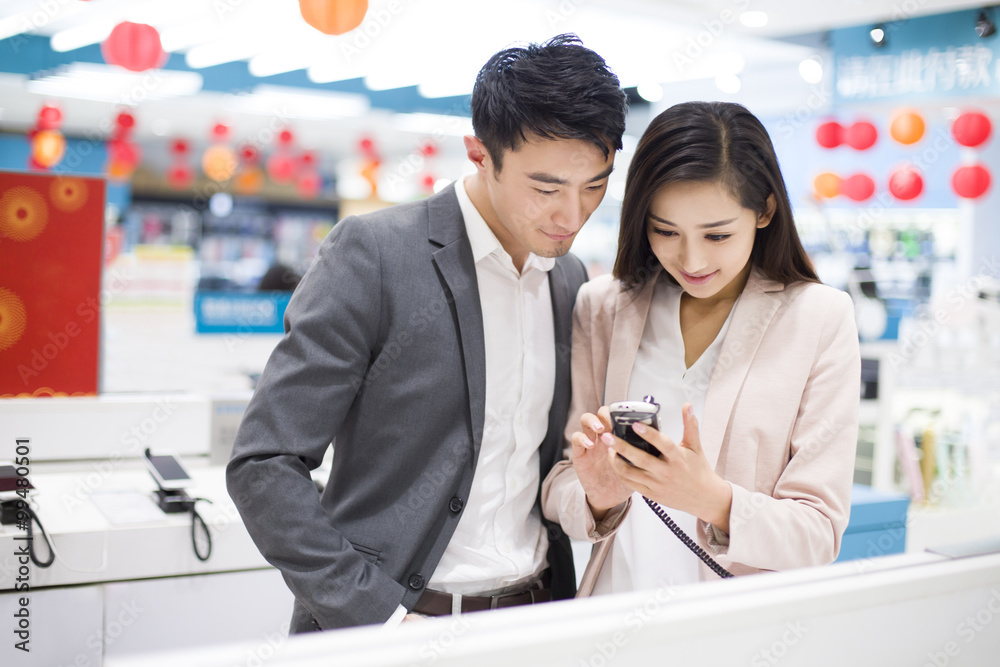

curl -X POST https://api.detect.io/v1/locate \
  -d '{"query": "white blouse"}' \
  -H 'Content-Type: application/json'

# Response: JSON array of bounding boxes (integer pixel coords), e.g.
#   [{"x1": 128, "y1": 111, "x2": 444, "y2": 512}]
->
[{"x1": 592, "y1": 278, "x2": 736, "y2": 595}]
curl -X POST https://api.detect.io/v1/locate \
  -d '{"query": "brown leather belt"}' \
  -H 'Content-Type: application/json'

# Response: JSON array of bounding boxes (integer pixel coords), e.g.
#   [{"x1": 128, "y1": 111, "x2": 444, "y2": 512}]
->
[{"x1": 412, "y1": 581, "x2": 552, "y2": 616}]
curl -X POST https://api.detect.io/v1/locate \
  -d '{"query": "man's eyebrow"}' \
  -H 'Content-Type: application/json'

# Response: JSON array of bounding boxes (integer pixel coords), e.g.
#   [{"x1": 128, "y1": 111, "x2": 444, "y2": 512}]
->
[
  {"x1": 527, "y1": 165, "x2": 615, "y2": 186},
  {"x1": 648, "y1": 212, "x2": 738, "y2": 229}
]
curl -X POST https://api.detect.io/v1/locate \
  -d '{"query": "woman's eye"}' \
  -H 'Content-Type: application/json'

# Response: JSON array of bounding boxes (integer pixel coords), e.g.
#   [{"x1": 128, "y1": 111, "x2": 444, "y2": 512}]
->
[
  {"x1": 652, "y1": 228, "x2": 676, "y2": 237},
  {"x1": 707, "y1": 234, "x2": 731, "y2": 242}
]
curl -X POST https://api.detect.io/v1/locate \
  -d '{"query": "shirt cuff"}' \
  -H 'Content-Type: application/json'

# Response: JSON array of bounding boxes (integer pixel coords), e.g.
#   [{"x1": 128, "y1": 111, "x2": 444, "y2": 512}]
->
[{"x1": 383, "y1": 604, "x2": 408, "y2": 628}]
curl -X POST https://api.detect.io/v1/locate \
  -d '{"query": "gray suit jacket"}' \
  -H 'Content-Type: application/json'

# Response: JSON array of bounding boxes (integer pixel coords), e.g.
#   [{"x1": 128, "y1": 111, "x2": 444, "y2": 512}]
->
[{"x1": 226, "y1": 183, "x2": 587, "y2": 631}]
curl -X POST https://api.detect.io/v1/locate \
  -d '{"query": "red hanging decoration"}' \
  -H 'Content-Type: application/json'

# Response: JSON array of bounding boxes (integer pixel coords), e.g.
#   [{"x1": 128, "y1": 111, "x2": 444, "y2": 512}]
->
[
  {"x1": 298, "y1": 0, "x2": 369, "y2": 35},
  {"x1": 167, "y1": 138, "x2": 193, "y2": 190},
  {"x1": 105, "y1": 110, "x2": 141, "y2": 182},
  {"x1": 815, "y1": 121, "x2": 843, "y2": 149},
  {"x1": 952, "y1": 164, "x2": 991, "y2": 199},
  {"x1": 101, "y1": 22, "x2": 167, "y2": 72},
  {"x1": 888, "y1": 167, "x2": 923, "y2": 201},
  {"x1": 845, "y1": 121, "x2": 878, "y2": 150},
  {"x1": 842, "y1": 173, "x2": 876, "y2": 201},
  {"x1": 28, "y1": 104, "x2": 66, "y2": 170},
  {"x1": 952, "y1": 111, "x2": 992, "y2": 148},
  {"x1": 268, "y1": 129, "x2": 298, "y2": 184}
]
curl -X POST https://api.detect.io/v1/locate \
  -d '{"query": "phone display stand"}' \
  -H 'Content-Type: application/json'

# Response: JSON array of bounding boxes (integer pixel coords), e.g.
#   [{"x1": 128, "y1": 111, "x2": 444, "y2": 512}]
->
[{"x1": 154, "y1": 488, "x2": 195, "y2": 514}]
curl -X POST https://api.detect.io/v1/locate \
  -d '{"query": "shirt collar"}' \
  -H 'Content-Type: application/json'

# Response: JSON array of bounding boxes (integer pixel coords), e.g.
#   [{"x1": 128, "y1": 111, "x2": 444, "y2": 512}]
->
[{"x1": 455, "y1": 177, "x2": 555, "y2": 273}]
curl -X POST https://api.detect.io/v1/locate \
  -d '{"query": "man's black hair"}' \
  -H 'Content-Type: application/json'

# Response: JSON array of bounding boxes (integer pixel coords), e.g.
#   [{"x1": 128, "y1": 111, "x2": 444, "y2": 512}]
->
[{"x1": 471, "y1": 33, "x2": 628, "y2": 172}]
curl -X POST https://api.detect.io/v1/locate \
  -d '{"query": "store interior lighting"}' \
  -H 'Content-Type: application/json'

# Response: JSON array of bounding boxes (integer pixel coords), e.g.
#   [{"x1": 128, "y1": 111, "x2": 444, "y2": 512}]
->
[
  {"x1": 739, "y1": 11, "x2": 769, "y2": 28},
  {"x1": 26, "y1": 63, "x2": 203, "y2": 103},
  {"x1": 975, "y1": 10, "x2": 996, "y2": 37},
  {"x1": 870, "y1": 23, "x2": 888, "y2": 47}
]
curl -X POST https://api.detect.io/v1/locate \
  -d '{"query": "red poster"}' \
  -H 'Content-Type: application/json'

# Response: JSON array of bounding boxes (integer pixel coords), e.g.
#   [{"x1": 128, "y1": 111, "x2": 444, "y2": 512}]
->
[{"x1": 0, "y1": 170, "x2": 104, "y2": 397}]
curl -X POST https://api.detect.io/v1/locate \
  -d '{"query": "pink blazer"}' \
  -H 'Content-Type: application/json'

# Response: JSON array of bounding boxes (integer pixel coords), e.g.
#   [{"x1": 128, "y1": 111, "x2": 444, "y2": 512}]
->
[{"x1": 541, "y1": 267, "x2": 860, "y2": 596}]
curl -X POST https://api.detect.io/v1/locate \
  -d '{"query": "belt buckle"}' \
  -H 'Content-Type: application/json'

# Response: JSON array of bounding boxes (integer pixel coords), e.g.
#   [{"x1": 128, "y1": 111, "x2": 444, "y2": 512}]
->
[{"x1": 489, "y1": 587, "x2": 533, "y2": 610}]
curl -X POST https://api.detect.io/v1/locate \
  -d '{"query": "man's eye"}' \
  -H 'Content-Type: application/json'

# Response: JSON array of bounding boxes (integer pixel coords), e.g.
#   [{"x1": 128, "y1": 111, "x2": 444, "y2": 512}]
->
[{"x1": 535, "y1": 189, "x2": 557, "y2": 195}]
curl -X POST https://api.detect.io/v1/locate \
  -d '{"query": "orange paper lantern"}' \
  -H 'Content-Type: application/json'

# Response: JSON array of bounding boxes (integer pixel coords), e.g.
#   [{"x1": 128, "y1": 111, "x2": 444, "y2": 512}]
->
[
  {"x1": 890, "y1": 109, "x2": 925, "y2": 145},
  {"x1": 31, "y1": 130, "x2": 66, "y2": 168},
  {"x1": 299, "y1": 0, "x2": 369, "y2": 35},
  {"x1": 202, "y1": 145, "x2": 238, "y2": 182},
  {"x1": 813, "y1": 172, "x2": 841, "y2": 199}
]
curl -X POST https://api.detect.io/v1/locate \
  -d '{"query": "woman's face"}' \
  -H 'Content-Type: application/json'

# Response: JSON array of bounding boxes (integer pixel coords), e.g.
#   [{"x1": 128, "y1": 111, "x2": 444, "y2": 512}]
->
[{"x1": 646, "y1": 180, "x2": 773, "y2": 300}]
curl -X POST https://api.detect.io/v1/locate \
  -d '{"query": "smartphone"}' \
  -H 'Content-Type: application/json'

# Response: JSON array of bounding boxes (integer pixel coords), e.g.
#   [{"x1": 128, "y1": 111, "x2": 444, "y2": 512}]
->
[
  {"x1": 143, "y1": 449, "x2": 192, "y2": 490},
  {"x1": 609, "y1": 396, "x2": 661, "y2": 463}
]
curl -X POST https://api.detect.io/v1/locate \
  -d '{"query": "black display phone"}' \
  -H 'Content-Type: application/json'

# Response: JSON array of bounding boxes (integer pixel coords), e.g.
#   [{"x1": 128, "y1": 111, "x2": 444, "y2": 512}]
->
[
  {"x1": 142, "y1": 449, "x2": 192, "y2": 490},
  {"x1": 609, "y1": 396, "x2": 661, "y2": 463}
]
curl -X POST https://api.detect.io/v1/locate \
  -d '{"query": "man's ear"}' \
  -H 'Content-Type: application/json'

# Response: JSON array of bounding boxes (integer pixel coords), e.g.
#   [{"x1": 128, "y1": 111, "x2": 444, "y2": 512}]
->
[
  {"x1": 464, "y1": 135, "x2": 491, "y2": 174},
  {"x1": 757, "y1": 194, "x2": 777, "y2": 229}
]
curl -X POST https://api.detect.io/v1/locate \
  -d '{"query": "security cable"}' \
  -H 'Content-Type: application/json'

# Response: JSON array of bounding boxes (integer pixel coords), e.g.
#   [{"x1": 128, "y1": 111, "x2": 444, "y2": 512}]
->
[{"x1": 643, "y1": 496, "x2": 733, "y2": 579}]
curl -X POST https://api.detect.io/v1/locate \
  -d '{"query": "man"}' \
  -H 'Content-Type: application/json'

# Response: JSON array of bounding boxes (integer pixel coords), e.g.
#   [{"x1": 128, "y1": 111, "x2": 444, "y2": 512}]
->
[{"x1": 226, "y1": 33, "x2": 627, "y2": 632}]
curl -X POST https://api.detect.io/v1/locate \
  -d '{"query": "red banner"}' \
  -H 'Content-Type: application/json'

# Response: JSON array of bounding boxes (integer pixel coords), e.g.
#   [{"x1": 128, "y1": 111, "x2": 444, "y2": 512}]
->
[{"x1": 0, "y1": 171, "x2": 105, "y2": 397}]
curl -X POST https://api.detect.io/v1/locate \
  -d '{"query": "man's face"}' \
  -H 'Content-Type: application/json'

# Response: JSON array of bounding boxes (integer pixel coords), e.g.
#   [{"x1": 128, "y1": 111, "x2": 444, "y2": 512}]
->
[{"x1": 473, "y1": 135, "x2": 615, "y2": 264}]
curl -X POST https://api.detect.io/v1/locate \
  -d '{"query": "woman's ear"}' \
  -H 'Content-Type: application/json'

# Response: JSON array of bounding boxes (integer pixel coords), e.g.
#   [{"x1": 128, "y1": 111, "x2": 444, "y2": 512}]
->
[{"x1": 757, "y1": 194, "x2": 777, "y2": 229}]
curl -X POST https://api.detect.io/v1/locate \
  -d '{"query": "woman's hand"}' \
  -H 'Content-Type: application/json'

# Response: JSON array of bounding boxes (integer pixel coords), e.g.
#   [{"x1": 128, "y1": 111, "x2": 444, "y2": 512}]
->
[
  {"x1": 571, "y1": 407, "x2": 633, "y2": 520},
  {"x1": 607, "y1": 403, "x2": 733, "y2": 533}
]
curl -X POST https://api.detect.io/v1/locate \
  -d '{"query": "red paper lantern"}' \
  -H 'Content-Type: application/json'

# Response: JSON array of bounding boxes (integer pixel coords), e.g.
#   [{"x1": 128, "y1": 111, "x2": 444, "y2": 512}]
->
[
  {"x1": 267, "y1": 153, "x2": 297, "y2": 183},
  {"x1": 297, "y1": 171, "x2": 322, "y2": 198},
  {"x1": 299, "y1": 0, "x2": 368, "y2": 35},
  {"x1": 952, "y1": 164, "x2": 991, "y2": 199},
  {"x1": 102, "y1": 22, "x2": 166, "y2": 72},
  {"x1": 116, "y1": 112, "x2": 136, "y2": 132},
  {"x1": 952, "y1": 111, "x2": 992, "y2": 148},
  {"x1": 845, "y1": 121, "x2": 878, "y2": 150},
  {"x1": 278, "y1": 129, "x2": 295, "y2": 146},
  {"x1": 815, "y1": 121, "x2": 843, "y2": 149},
  {"x1": 37, "y1": 105, "x2": 63, "y2": 131},
  {"x1": 167, "y1": 164, "x2": 193, "y2": 190},
  {"x1": 842, "y1": 173, "x2": 876, "y2": 201},
  {"x1": 888, "y1": 167, "x2": 923, "y2": 201},
  {"x1": 171, "y1": 138, "x2": 190, "y2": 156},
  {"x1": 108, "y1": 139, "x2": 142, "y2": 170},
  {"x1": 889, "y1": 109, "x2": 925, "y2": 145}
]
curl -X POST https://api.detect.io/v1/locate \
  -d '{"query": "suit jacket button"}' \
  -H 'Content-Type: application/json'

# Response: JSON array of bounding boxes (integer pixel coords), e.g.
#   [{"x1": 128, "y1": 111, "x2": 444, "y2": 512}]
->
[
  {"x1": 547, "y1": 525, "x2": 563, "y2": 541},
  {"x1": 449, "y1": 497, "x2": 464, "y2": 513},
  {"x1": 408, "y1": 574, "x2": 425, "y2": 590}
]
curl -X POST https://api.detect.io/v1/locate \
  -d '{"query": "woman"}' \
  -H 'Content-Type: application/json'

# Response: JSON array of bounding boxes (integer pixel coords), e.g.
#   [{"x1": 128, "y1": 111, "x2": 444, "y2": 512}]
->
[{"x1": 542, "y1": 101, "x2": 860, "y2": 595}]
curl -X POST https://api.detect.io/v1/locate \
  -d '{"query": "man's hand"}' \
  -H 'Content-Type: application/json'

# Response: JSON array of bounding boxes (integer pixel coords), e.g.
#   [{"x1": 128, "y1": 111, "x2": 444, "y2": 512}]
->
[{"x1": 571, "y1": 407, "x2": 633, "y2": 520}]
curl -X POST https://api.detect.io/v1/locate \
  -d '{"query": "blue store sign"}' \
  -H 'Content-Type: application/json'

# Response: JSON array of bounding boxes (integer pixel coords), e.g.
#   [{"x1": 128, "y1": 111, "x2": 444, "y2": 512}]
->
[
  {"x1": 194, "y1": 292, "x2": 291, "y2": 334},
  {"x1": 832, "y1": 8, "x2": 1000, "y2": 103}
]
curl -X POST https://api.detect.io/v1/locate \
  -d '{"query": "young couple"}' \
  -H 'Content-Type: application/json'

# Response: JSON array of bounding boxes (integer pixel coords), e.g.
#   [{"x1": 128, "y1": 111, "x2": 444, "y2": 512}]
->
[{"x1": 227, "y1": 34, "x2": 859, "y2": 631}]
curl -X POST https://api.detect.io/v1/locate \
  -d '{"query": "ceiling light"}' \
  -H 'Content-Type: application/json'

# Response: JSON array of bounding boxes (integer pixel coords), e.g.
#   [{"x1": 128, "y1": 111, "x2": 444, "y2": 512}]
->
[
  {"x1": 186, "y1": 41, "x2": 261, "y2": 69},
  {"x1": 739, "y1": 11, "x2": 769, "y2": 28},
  {"x1": 233, "y1": 85, "x2": 369, "y2": 119},
  {"x1": 636, "y1": 82, "x2": 664, "y2": 103},
  {"x1": 799, "y1": 58, "x2": 824, "y2": 84},
  {"x1": 26, "y1": 64, "x2": 202, "y2": 104},
  {"x1": 50, "y1": 20, "x2": 116, "y2": 52},
  {"x1": 393, "y1": 112, "x2": 474, "y2": 137},
  {"x1": 715, "y1": 73, "x2": 742, "y2": 95},
  {"x1": 975, "y1": 11, "x2": 996, "y2": 38},
  {"x1": 870, "y1": 24, "x2": 887, "y2": 48}
]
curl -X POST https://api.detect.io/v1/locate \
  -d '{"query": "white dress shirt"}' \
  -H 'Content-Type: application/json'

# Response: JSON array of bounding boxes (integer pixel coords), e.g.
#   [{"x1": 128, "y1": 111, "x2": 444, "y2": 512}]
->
[
  {"x1": 592, "y1": 278, "x2": 736, "y2": 594},
  {"x1": 421, "y1": 177, "x2": 556, "y2": 594}
]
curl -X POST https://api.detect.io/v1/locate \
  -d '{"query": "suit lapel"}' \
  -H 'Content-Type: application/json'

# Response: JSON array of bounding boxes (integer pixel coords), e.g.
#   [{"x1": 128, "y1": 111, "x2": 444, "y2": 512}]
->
[
  {"x1": 604, "y1": 275, "x2": 658, "y2": 404},
  {"x1": 700, "y1": 270, "x2": 783, "y2": 470},
  {"x1": 427, "y1": 185, "x2": 487, "y2": 460}
]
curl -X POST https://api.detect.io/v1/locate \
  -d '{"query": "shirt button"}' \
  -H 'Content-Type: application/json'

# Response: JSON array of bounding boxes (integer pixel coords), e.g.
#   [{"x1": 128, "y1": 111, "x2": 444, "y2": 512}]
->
[
  {"x1": 408, "y1": 574, "x2": 425, "y2": 590},
  {"x1": 449, "y1": 497, "x2": 464, "y2": 513},
  {"x1": 501, "y1": 544, "x2": 512, "y2": 554}
]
